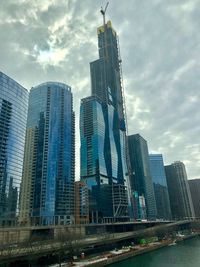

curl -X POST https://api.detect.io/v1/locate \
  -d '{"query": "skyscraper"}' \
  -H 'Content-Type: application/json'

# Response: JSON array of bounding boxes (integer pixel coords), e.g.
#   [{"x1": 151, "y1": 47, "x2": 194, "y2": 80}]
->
[
  {"x1": 19, "y1": 82, "x2": 75, "y2": 225},
  {"x1": 189, "y1": 179, "x2": 200, "y2": 219},
  {"x1": 90, "y1": 21, "x2": 125, "y2": 128},
  {"x1": 0, "y1": 72, "x2": 28, "y2": 226},
  {"x1": 80, "y1": 20, "x2": 130, "y2": 222},
  {"x1": 128, "y1": 134, "x2": 157, "y2": 220},
  {"x1": 165, "y1": 161, "x2": 194, "y2": 220},
  {"x1": 149, "y1": 154, "x2": 171, "y2": 220}
]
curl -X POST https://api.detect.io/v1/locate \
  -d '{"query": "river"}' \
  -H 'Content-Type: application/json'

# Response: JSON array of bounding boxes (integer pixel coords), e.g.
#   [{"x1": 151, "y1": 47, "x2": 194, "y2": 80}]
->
[{"x1": 110, "y1": 237, "x2": 200, "y2": 267}]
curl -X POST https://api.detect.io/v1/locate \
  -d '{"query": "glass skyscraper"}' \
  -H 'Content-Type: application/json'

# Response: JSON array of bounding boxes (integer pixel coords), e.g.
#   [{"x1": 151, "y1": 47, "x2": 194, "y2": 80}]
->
[
  {"x1": 90, "y1": 21, "x2": 125, "y2": 129},
  {"x1": 19, "y1": 82, "x2": 75, "y2": 225},
  {"x1": 80, "y1": 21, "x2": 130, "y2": 222},
  {"x1": 165, "y1": 161, "x2": 195, "y2": 220},
  {"x1": 128, "y1": 134, "x2": 157, "y2": 220},
  {"x1": 0, "y1": 72, "x2": 28, "y2": 226},
  {"x1": 149, "y1": 154, "x2": 171, "y2": 220}
]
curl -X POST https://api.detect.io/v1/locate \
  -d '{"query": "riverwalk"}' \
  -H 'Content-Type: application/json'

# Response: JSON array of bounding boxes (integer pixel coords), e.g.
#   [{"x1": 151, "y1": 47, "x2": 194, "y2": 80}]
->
[{"x1": 61, "y1": 233, "x2": 199, "y2": 267}]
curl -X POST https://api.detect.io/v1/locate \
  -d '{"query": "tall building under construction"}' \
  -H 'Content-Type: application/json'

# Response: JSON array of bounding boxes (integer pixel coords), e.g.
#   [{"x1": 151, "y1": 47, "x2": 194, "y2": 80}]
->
[{"x1": 80, "y1": 17, "x2": 131, "y2": 222}]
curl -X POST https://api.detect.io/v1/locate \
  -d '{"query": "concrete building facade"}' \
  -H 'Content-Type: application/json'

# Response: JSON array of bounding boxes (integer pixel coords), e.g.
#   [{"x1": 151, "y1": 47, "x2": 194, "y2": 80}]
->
[
  {"x1": 165, "y1": 161, "x2": 194, "y2": 220},
  {"x1": 189, "y1": 179, "x2": 200, "y2": 219}
]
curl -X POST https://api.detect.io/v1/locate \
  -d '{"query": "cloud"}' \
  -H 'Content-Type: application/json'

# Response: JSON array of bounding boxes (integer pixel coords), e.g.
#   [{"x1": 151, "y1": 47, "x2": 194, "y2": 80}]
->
[{"x1": 0, "y1": 0, "x2": 199, "y2": 179}]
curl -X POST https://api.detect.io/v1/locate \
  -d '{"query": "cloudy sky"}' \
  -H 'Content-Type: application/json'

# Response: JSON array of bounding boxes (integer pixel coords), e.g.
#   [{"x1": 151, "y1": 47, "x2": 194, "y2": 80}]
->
[{"x1": 1, "y1": 0, "x2": 199, "y2": 179}]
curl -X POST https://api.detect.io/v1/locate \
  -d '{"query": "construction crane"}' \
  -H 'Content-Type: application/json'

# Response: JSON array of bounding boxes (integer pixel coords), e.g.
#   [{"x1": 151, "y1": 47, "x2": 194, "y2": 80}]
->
[{"x1": 100, "y1": 2, "x2": 109, "y2": 26}]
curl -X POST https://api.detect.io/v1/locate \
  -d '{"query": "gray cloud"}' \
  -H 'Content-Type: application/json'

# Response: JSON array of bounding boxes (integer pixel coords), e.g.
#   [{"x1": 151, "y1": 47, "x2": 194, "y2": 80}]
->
[{"x1": 0, "y1": 0, "x2": 199, "y2": 179}]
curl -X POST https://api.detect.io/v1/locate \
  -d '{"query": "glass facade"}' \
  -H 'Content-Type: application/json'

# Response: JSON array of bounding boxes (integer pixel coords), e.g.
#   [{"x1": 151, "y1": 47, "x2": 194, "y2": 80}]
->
[
  {"x1": 80, "y1": 20, "x2": 131, "y2": 222},
  {"x1": 128, "y1": 134, "x2": 157, "y2": 220},
  {"x1": 19, "y1": 82, "x2": 75, "y2": 225},
  {"x1": 91, "y1": 21, "x2": 124, "y2": 124},
  {"x1": 165, "y1": 161, "x2": 195, "y2": 220},
  {"x1": 0, "y1": 72, "x2": 28, "y2": 226},
  {"x1": 149, "y1": 154, "x2": 171, "y2": 220},
  {"x1": 80, "y1": 96, "x2": 129, "y2": 222},
  {"x1": 80, "y1": 97, "x2": 107, "y2": 181},
  {"x1": 80, "y1": 97, "x2": 111, "y2": 220}
]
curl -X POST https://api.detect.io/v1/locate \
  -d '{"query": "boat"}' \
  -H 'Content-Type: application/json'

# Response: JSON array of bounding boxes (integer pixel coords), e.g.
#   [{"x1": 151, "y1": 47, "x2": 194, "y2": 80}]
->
[{"x1": 168, "y1": 241, "x2": 177, "y2": 246}]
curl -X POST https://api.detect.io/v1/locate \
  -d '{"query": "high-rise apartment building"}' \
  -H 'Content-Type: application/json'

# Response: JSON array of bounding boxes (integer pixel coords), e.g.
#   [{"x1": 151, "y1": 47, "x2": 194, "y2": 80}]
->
[
  {"x1": 188, "y1": 179, "x2": 200, "y2": 219},
  {"x1": 19, "y1": 82, "x2": 75, "y2": 225},
  {"x1": 149, "y1": 154, "x2": 171, "y2": 220},
  {"x1": 128, "y1": 134, "x2": 157, "y2": 220},
  {"x1": 0, "y1": 72, "x2": 28, "y2": 226},
  {"x1": 165, "y1": 161, "x2": 194, "y2": 220},
  {"x1": 80, "y1": 20, "x2": 130, "y2": 222}
]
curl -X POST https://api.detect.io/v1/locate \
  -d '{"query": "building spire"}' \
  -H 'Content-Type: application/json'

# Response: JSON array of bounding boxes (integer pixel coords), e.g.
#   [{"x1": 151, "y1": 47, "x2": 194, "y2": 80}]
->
[{"x1": 100, "y1": 2, "x2": 109, "y2": 26}]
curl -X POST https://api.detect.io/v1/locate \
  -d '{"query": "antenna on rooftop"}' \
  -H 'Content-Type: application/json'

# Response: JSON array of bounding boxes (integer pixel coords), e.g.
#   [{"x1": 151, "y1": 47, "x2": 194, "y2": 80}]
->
[{"x1": 100, "y1": 2, "x2": 109, "y2": 26}]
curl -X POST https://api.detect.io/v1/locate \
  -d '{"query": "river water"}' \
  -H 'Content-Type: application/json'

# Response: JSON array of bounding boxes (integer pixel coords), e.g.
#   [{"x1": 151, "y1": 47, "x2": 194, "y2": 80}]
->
[{"x1": 110, "y1": 237, "x2": 200, "y2": 267}]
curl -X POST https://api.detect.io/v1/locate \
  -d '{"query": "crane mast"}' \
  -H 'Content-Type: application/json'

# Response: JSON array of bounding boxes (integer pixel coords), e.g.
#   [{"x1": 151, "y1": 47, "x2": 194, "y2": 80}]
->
[{"x1": 100, "y1": 2, "x2": 109, "y2": 26}]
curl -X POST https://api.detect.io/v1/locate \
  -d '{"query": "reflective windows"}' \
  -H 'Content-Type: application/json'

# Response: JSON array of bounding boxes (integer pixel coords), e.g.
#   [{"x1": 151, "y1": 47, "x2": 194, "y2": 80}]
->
[{"x1": 0, "y1": 72, "x2": 28, "y2": 226}]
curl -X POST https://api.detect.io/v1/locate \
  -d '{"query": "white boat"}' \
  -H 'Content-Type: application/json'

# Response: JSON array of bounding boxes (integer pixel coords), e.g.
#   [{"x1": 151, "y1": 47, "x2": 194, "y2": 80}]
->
[{"x1": 168, "y1": 241, "x2": 177, "y2": 246}]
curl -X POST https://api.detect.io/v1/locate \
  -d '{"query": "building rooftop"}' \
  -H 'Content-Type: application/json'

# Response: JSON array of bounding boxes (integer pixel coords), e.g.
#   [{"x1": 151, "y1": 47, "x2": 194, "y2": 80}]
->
[
  {"x1": 32, "y1": 81, "x2": 71, "y2": 91},
  {"x1": 97, "y1": 20, "x2": 116, "y2": 36},
  {"x1": 0, "y1": 71, "x2": 28, "y2": 92}
]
